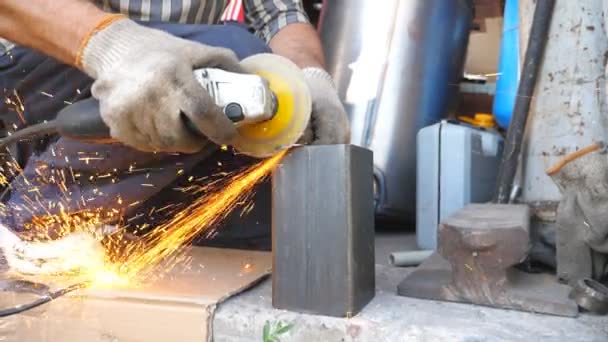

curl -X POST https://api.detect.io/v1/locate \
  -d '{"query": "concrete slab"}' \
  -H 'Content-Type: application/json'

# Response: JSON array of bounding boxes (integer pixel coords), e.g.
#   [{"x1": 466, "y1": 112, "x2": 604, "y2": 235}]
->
[{"x1": 213, "y1": 265, "x2": 608, "y2": 341}]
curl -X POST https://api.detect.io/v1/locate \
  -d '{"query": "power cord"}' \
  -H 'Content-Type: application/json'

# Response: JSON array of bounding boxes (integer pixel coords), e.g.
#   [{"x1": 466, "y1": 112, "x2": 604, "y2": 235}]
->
[
  {"x1": 0, "y1": 279, "x2": 89, "y2": 317},
  {"x1": 0, "y1": 121, "x2": 58, "y2": 151}
]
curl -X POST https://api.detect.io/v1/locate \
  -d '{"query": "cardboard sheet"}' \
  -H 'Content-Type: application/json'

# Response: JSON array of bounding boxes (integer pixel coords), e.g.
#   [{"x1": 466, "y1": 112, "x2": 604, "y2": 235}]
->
[
  {"x1": 465, "y1": 17, "x2": 503, "y2": 76},
  {"x1": 0, "y1": 247, "x2": 271, "y2": 342}
]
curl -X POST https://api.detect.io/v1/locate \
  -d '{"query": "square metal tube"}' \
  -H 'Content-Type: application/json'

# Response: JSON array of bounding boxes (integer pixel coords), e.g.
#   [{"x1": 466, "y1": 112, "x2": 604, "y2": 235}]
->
[{"x1": 272, "y1": 145, "x2": 375, "y2": 317}]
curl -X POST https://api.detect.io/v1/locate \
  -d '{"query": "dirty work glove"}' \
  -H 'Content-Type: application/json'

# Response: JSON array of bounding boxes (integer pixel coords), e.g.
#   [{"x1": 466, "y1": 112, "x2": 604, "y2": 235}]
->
[
  {"x1": 548, "y1": 142, "x2": 608, "y2": 283},
  {"x1": 298, "y1": 68, "x2": 350, "y2": 145},
  {"x1": 79, "y1": 17, "x2": 242, "y2": 153}
]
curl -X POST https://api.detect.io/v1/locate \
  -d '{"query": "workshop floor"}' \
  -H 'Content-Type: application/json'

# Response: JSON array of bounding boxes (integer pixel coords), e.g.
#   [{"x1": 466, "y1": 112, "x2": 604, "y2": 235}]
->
[
  {"x1": 213, "y1": 231, "x2": 608, "y2": 341},
  {"x1": 374, "y1": 230, "x2": 418, "y2": 265}
]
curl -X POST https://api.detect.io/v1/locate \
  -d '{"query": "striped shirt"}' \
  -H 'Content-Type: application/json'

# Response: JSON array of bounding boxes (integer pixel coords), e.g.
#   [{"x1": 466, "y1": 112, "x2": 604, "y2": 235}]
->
[{"x1": 0, "y1": 0, "x2": 309, "y2": 56}]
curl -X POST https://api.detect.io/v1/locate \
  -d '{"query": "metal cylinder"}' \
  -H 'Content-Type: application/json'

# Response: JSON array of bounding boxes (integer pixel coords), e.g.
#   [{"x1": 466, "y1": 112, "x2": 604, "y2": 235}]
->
[
  {"x1": 318, "y1": 0, "x2": 473, "y2": 223},
  {"x1": 518, "y1": 0, "x2": 608, "y2": 204},
  {"x1": 494, "y1": 0, "x2": 555, "y2": 204},
  {"x1": 389, "y1": 250, "x2": 433, "y2": 267},
  {"x1": 516, "y1": 0, "x2": 608, "y2": 274}
]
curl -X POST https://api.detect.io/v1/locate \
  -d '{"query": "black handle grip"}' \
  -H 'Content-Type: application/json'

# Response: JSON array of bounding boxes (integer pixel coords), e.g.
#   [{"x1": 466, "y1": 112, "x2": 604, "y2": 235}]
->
[
  {"x1": 54, "y1": 98, "x2": 113, "y2": 142},
  {"x1": 56, "y1": 98, "x2": 206, "y2": 143}
]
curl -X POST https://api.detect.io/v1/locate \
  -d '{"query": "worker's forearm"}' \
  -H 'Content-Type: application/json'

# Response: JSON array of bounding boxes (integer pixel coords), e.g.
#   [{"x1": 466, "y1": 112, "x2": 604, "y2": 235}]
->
[
  {"x1": 0, "y1": 0, "x2": 107, "y2": 66},
  {"x1": 269, "y1": 23, "x2": 325, "y2": 69}
]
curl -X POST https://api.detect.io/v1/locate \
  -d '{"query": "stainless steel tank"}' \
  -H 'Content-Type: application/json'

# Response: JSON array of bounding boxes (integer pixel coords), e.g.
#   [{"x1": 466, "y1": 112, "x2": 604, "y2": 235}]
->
[{"x1": 318, "y1": 0, "x2": 473, "y2": 224}]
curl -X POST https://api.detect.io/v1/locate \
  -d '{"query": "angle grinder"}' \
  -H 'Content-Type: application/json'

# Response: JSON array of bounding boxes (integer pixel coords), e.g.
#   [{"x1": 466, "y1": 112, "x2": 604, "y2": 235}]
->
[{"x1": 0, "y1": 53, "x2": 312, "y2": 158}]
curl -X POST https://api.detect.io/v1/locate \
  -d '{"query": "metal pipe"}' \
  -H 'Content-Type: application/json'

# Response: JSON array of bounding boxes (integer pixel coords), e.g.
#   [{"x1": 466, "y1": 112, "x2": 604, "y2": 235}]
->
[
  {"x1": 494, "y1": 0, "x2": 556, "y2": 203},
  {"x1": 318, "y1": 0, "x2": 473, "y2": 223},
  {"x1": 389, "y1": 250, "x2": 433, "y2": 267}
]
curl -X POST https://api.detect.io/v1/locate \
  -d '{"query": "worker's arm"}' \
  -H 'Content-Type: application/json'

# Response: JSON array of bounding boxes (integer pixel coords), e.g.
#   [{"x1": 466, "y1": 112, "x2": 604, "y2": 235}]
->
[
  {"x1": 0, "y1": 0, "x2": 105, "y2": 66},
  {"x1": 0, "y1": 1, "x2": 241, "y2": 153},
  {"x1": 268, "y1": 23, "x2": 325, "y2": 69},
  {"x1": 245, "y1": 0, "x2": 350, "y2": 144},
  {"x1": 271, "y1": 23, "x2": 350, "y2": 145}
]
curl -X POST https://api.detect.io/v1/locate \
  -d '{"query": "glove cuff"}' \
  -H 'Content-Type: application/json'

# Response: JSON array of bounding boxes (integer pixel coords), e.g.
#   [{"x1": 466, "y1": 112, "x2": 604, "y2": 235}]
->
[
  {"x1": 302, "y1": 67, "x2": 336, "y2": 88},
  {"x1": 79, "y1": 18, "x2": 165, "y2": 78}
]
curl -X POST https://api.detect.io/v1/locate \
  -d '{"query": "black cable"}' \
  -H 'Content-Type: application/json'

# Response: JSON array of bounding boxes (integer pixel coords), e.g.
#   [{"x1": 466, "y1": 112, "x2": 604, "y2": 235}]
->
[
  {"x1": 0, "y1": 281, "x2": 89, "y2": 317},
  {"x1": 0, "y1": 121, "x2": 59, "y2": 151}
]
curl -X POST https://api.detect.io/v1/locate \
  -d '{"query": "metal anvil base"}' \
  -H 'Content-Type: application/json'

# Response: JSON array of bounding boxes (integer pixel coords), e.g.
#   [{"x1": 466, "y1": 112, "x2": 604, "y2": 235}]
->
[{"x1": 398, "y1": 204, "x2": 578, "y2": 317}]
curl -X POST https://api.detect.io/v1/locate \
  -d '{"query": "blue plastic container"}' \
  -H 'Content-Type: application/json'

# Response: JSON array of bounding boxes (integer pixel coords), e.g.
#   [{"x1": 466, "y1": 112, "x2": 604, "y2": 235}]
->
[{"x1": 493, "y1": 0, "x2": 519, "y2": 129}]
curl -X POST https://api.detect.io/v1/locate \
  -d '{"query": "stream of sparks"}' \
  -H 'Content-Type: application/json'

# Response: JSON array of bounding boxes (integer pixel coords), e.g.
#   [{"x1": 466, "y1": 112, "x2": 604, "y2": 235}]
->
[
  {"x1": 91, "y1": 149, "x2": 287, "y2": 287},
  {"x1": 8, "y1": 149, "x2": 287, "y2": 288},
  {"x1": 95, "y1": 149, "x2": 287, "y2": 286}
]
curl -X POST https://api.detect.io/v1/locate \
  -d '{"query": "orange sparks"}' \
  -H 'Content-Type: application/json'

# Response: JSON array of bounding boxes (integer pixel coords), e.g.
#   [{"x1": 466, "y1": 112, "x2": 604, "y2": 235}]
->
[
  {"x1": 101, "y1": 149, "x2": 287, "y2": 283},
  {"x1": 5, "y1": 149, "x2": 287, "y2": 288},
  {"x1": 5, "y1": 90, "x2": 26, "y2": 123}
]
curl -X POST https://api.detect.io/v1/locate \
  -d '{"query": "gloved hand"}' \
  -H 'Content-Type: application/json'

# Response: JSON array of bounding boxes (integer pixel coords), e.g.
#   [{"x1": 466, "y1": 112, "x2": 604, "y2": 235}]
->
[
  {"x1": 79, "y1": 17, "x2": 242, "y2": 153},
  {"x1": 548, "y1": 143, "x2": 608, "y2": 283},
  {"x1": 298, "y1": 68, "x2": 350, "y2": 145}
]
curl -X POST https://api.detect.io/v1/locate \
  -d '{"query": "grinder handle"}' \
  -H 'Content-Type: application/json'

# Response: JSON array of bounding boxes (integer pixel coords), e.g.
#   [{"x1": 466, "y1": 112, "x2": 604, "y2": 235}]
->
[
  {"x1": 54, "y1": 98, "x2": 112, "y2": 142},
  {"x1": 55, "y1": 98, "x2": 204, "y2": 143}
]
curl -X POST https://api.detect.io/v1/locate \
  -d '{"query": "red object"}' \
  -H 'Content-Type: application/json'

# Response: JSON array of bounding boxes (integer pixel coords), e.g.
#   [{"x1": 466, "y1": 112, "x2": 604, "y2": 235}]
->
[{"x1": 221, "y1": 0, "x2": 245, "y2": 22}]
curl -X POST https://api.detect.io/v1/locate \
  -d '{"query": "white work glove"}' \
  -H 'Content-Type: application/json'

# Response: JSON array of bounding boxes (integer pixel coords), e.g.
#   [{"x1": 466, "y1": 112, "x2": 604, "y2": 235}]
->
[
  {"x1": 298, "y1": 68, "x2": 350, "y2": 145},
  {"x1": 80, "y1": 18, "x2": 242, "y2": 153}
]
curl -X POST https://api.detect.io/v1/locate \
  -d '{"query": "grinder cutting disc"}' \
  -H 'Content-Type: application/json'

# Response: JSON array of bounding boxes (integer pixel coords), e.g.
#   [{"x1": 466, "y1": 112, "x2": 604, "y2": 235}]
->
[{"x1": 232, "y1": 53, "x2": 312, "y2": 158}]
